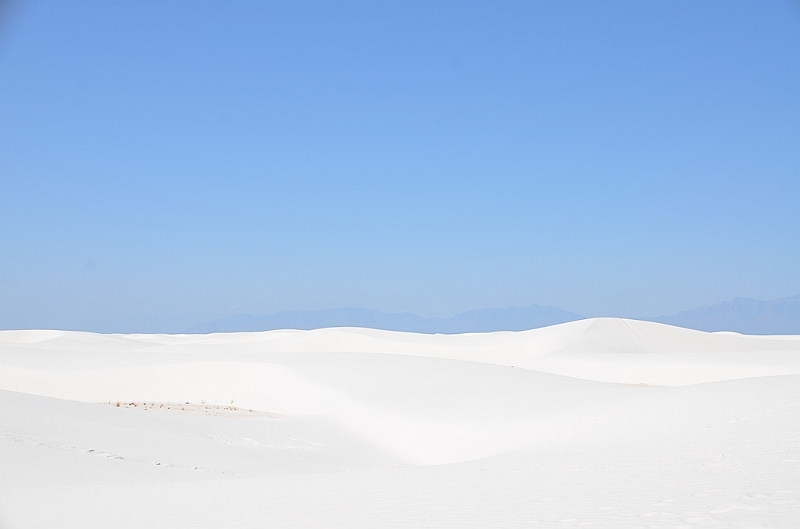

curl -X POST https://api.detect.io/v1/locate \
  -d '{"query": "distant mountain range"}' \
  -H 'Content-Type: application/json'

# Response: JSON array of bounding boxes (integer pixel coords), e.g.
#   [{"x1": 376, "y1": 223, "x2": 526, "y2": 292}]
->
[
  {"x1": 187, "y1": 295, "x2": 800, "y2": 335},
  {"x1": 186, "y1": 305, "x2": 583, "y2": 334},
  {"x1": 652, "y1": 295, "x2": 800, "y2": 335}
]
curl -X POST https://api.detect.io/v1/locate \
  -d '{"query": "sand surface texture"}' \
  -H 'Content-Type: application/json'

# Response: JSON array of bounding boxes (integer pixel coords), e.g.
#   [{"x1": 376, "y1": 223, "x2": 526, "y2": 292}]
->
[{"x1": 1, "y1": 318, "x2": 798, "y2": 528}]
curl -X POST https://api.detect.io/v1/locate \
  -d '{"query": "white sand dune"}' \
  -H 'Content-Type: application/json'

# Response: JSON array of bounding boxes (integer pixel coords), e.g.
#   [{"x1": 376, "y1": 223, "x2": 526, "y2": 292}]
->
[{"x1": 1, "y1": 318, "x2": 798, "y2": 528}]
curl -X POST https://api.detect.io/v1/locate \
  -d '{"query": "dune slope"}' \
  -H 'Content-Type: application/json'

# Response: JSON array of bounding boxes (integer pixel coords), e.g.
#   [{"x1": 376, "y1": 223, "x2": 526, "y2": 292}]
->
[{"x1": 0, "y1": 319, "x2": 798, "y2": 528}]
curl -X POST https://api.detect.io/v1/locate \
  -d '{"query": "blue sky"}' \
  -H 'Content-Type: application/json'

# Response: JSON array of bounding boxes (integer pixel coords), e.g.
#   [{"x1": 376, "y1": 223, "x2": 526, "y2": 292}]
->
[{"x1": 1, "y1": 0, "x2": 798, "y2": 332}]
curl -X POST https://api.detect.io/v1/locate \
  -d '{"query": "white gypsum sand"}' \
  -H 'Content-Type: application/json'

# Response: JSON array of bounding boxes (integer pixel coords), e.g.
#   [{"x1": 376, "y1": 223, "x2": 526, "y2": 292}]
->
[{"x1": 0, "y1": 318, "x2": 798, "y2": 528}]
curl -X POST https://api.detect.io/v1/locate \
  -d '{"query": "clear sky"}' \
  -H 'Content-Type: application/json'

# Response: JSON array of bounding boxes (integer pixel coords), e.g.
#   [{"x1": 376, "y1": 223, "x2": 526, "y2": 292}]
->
[{"x1": 1, "y1": 0, "x2": 798, "y2": 332}]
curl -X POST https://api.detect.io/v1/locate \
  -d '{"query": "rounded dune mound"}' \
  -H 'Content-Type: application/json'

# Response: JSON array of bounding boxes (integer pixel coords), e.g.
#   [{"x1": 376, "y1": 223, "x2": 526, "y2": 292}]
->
[{"x1": 0, "y1": 329, "x2": 65, "y2": 344}]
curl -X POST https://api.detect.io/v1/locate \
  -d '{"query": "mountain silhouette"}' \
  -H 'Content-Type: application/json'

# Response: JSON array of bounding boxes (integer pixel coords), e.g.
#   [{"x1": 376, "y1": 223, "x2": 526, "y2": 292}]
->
[
  {"x1": 654, "y1": 295, "x2": 800, "y2": 335},
  {"x1": 186, "y1": 305, "x2": 584, "y2": 334}
]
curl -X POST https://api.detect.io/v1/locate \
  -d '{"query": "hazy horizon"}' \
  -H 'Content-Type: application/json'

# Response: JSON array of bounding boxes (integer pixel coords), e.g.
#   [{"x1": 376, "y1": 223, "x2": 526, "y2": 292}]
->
[{"x1": 2, "y1": 294, "x2": 798, "y2": 335}]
